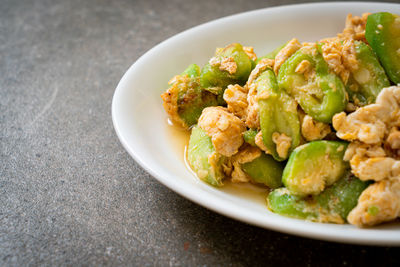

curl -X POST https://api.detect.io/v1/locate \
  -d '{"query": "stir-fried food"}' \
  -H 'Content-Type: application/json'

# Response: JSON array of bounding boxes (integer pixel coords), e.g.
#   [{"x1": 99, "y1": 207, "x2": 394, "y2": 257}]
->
[{"x1": 161, "y1": 12, "x2": 400, "y2": 227}]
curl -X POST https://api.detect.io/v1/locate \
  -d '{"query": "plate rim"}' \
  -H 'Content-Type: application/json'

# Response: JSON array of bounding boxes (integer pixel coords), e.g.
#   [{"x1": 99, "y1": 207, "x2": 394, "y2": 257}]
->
[{"x1": 112, "y1": 1, "x2": 400, "y2": 246}]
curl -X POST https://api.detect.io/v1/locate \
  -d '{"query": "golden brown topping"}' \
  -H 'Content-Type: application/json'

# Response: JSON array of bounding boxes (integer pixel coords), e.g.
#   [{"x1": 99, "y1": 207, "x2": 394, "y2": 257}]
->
[
  {"x1": 272, "y1": 132, "x2": 292, "y2": 159},
  {"x1": 273, "y1": 38, "x2": 302, "y2": 74},
  {"x1": 209, "y1": 56, "x2": 237, "y2": 74},
  {"x1": 220, "y1": 57, "x2": 237, "y2": 74},
  {"x1": 256, "y1": 89, "x2": 271, "y2": 101},
  {"x1": 319, "y1": 37, "x2": 358, "y2": 85},
  {"x1": 255, "y1": 131, "x2": 269, "y2": 152},
  {"x1": 295, "y1": 60, "x2": 309, "y2": 73},
  {"x1": 245, "y1": 83, "x2": 260, "y2": 129},
  {"x1": 338, "y1": 13, "x2": 371, "y2": 42},
  {"x1": 198, "y1": 107, "x2": 246, "y2": 157},
  {"x1": 223, "y1": 84, "x2": 249, "y2": 121},
  {"x1": 243, "y1": 46, "x2": 257, "y2": 61},
  {"x1": 347, "y1": 179, "x2": 400, "y2": 227},
  {"x1": 301, "y1": 114, "x2": 331, "y2": 141},
  {"x1": 299, "y1": 59, "x2": 316, "y2": 81},
  {"x1": 342, "y1": 39, "x2": 359, "y2": 72}
]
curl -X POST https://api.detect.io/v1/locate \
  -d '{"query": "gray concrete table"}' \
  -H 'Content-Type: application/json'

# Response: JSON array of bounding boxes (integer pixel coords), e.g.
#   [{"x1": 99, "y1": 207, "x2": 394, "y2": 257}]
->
[{"x1": 1, "y1": 0, "x2": 400, "y2": 265}]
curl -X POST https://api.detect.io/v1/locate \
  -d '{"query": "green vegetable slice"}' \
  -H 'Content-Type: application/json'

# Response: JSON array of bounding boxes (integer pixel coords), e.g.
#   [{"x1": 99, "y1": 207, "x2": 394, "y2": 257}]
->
[
  {"x1": 345, "y1": 41, "x2": 390, "y2": 106},
  {"x1": 365, "y1": 12, "x2": 400, "y2": 84},
  {"x1": 268, "y1": 174, "x2": 369, "y2": 223},
  {"x1": 200, "y1": 43, "x2": 255, "y2": 94},
  {"x1": 256, "y1": 68, "x2": 301, "y2": 161},
  {"x1": 187, "y1": 126, "x2": 226, "y2": 186},
  {"x1": 161, "y1": 64, "x2": 219, "y2": 128},
  {"x1": 282, "y1": 141, "x2": 349, "y2": 197},
  {"x1": 278, "y1": 45, "x2": 347, "y2": 123},
  {"x1": 242, "y1": 153, "x2": 284, "y2": 189}
]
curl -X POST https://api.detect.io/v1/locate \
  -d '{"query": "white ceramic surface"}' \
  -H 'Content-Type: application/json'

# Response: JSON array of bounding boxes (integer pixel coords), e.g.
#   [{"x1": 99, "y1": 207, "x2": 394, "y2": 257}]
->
[{"x1": 112, "y1": 2, "x2": 400, "y2": 245}]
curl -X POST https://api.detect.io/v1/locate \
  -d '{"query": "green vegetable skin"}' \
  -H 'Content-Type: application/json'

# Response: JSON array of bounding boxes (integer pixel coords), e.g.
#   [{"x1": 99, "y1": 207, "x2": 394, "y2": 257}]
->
[
  {"x1": 268, "y1": 174, "x2": 369, "y2": 223},
  {"x1": 187, "y1": 126, "x2": 226, "y2": 186},
  {"x1": 366, "y1": 12, "x2": 400, "y2": 84},
  {"x1": 278, "y1": 46, "x2": 347, "y2": 123},
  {"x1": 200, "y1": 43, "x2": 254, "y2": 90},
  {"x1": 345, "y1": 41, "x2": 390, "y2": 105},
  {"x1": 182, "y1": 63, "x2": 201, "y2": 78},
  {"x1": 242, "y1": 153, "x2": 284, "y2": 189},
  {"x1": 243, "y1": 129, "x2": 258, "y2": 147},
  {"x1": 256, "y1": 68, "x2": 300, "y2": 161},
  {"x1": 282, "y1": 141, "x2": 349, "y2": 197},
  {"x1": 172, "y1": 64, "x2": 219, "y2": 127},
  {"x1": 255, "y1": 42, "x2": 286, "y2": 63}
]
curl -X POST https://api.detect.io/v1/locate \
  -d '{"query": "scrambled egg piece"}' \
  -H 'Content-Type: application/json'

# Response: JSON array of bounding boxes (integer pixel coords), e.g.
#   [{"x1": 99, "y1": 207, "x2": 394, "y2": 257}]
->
[
  {"x1": 247, "y1": 58, "x2": 275, "y2": 85},
  {"x1": 243, "y1": 46, "x2": 257, "y2": 61},
  {"x1": 386, "y1": 127, "x2": 400, "y2": 157},
  {"x1": 273, "y1": 38, "x2": 302, "y2": 74},
  {"x1": 347, "y1": 178, "x2": 400, "y2": 227},
  {"x1": 230, "y1": 145, "x2": 262, "y2": 183},
  {"x1": 300, "y1": 112, "x2": 331, "y2": 141},
  {"x1": 319, "y1": 37, "x2": 358, "y2": 85},
  {"x1": 209, "y1": 56, "x2": 237, "y2": 74},
  {"x1": 333, "y1": 111, "x2": 386, "y2": 144},
  {"x1": 198, "y1": 106, "x2": 246, "y2": 157},
  {"x1": 333, "y1": 86, "x2": 400, "y2": 227},
  {"x1": 338, "y1": 13, "x2": 371, "y2": 42},
  {"x1": 333, "y1": 86, "x2": 400, "y2": 144},
  {"x1": 272, "y1": 132, "x2": 292, "y2": 159},
  {"x1": 344, "y1": 142, "x2": 400, "y2": 182},
  {"x1": 245, "y1": 83, "x2": 260, "y2": 129},
  {"x1": 295, "y1": 59, "x2": 315, "y2": 80},
  {"x1": 223, "y1": 84, "x2": 248, "y2": 121},
  {"x1": 255, "y1": 131, "x2": 269, "y2": 153}
]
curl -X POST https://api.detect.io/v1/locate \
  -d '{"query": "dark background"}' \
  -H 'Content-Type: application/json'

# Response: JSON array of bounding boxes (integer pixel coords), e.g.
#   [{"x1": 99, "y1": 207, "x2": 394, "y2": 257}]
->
[{"x1": 1, "y1": 0, "x2": 400, "y2": 266}]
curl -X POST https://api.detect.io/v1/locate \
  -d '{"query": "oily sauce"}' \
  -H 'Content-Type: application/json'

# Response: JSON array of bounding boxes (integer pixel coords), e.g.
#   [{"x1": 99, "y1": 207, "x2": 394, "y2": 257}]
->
[{"x1": 165, "y1": 119, "x2": 269, "y2": 205}]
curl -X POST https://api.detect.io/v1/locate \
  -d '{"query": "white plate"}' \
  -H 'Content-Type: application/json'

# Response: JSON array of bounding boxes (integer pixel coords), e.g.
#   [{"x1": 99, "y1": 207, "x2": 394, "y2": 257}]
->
[{"x1": 112, "y1": 2, "x2": 400, "y2": 245}]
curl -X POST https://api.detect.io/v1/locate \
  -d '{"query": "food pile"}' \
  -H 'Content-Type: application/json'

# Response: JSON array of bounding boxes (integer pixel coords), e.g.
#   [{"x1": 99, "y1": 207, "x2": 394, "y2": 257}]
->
[{"x1": 161, "y1": 12, "x2": 400, "y2": 227}]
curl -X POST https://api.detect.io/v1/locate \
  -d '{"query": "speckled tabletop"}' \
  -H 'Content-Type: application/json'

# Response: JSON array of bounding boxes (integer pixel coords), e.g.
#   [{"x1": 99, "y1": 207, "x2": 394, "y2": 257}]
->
[{"x1": 1, "y1": 0, "x2": 400, "y2": 266}]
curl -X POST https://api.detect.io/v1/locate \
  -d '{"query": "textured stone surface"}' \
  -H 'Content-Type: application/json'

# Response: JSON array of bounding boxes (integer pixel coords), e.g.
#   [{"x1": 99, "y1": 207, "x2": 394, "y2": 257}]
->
[{"x1": 1, "y1": 0, "x2": 400, "y2": 266}]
